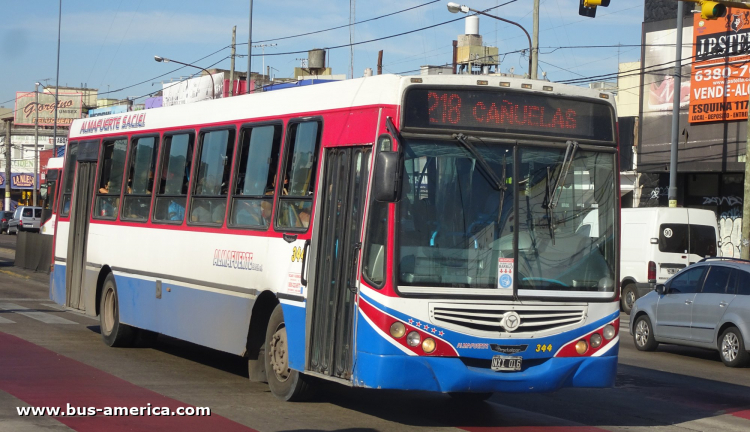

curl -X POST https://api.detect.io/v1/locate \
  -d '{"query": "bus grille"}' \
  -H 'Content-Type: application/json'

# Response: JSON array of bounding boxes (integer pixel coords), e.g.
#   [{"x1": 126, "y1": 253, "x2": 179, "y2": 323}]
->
[{"x1": 430, "y1": 303, "x2": 587, "y2": 336}]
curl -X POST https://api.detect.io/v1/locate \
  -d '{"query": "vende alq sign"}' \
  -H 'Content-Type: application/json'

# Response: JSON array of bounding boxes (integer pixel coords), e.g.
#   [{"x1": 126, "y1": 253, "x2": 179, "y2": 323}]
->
[{"x1": 14, "y1": 92, "x2": 83, "y2": 126}]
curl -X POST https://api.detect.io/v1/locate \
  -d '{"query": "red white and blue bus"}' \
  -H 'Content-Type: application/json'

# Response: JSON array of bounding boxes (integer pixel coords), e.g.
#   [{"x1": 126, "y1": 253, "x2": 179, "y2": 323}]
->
[
  {"x1": 41, "y1": 156, "x2": 64, "y2": 235},
  {"x1": 50, "y1": 74, "x2": 620, "y2": 401}
]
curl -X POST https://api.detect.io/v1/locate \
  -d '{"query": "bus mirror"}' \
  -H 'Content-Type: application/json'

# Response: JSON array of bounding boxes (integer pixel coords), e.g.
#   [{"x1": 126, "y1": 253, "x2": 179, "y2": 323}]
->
[{"x1": 373, "y1": 151, "x2": 401, "y2": 202}]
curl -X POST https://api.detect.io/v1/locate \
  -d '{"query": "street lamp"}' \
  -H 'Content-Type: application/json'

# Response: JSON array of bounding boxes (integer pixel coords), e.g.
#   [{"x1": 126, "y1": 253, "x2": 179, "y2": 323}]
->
[
  {"x1": 447, "y1": 2, "x2": 534, "y2": 79},
  {"x1": 154, "y1": 56, "x2": 215, "y2": 100}
]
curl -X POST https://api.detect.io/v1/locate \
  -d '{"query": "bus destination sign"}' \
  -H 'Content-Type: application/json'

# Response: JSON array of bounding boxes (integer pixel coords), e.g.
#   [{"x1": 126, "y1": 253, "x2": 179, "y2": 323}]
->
[{"x1": 403, "y1": 88, "x2": 614, "y2": 142}]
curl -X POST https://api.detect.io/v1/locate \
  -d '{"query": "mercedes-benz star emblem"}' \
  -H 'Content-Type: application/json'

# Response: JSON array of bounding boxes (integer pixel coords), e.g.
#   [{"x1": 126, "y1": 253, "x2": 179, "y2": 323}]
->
[{"x1": 502, "y1": 311, "x2": 521, "y2": 332}]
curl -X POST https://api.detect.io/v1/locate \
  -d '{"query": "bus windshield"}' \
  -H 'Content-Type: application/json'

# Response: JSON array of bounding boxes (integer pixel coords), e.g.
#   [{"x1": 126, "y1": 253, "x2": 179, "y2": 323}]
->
[{"x1": 397, "y1": 138, "x2": 616, "y2": 296}]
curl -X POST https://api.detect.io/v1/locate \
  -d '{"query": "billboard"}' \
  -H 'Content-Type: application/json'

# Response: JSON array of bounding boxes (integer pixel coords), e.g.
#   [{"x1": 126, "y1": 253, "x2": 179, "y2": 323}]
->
[
  {"x1": 689, "y1": 9, "x2": 750, "y2": 123},
  {"x1": 88, "y1": 105, "x2": 129, "y2": 117},
  {"x1": 638, "y1": 18, "x2": 746, "y2": 173},
  {"x1": 14, "y1": 92, "x2": 83, "y2": 126},
  {"x1": 163, "y1": 73, "x2": 224, "y2": 107}
]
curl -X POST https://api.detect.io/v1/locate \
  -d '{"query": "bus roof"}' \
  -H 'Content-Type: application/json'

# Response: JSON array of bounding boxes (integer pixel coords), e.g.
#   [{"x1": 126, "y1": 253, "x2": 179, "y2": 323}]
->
[
  {"x1": 68, "y1": 74, "x2": 616, "y2": 140},
  {"x1": 47, "y1": 156, "x2": 64, "y2": 169}
]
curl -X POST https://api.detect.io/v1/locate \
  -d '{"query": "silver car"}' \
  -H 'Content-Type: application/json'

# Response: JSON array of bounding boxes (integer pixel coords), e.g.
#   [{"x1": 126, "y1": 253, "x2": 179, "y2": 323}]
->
[{"x1": 630, "y1": 257, "x2": 750, "y2": 367}]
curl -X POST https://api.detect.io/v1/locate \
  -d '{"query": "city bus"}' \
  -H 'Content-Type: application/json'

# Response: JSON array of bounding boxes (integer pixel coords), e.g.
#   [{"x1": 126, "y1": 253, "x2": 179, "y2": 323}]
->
[
  {"x1": 50, "y1": 74, "x2": 620, "y2": 401},
  {"x1": 41, "y1": 156, "x2": 63, "y2": 235}
]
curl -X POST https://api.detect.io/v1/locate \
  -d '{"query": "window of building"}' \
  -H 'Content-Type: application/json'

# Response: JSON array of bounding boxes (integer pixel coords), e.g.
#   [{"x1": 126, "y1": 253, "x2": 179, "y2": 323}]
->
[
  {"x1": 189, "y1": 129, "x2": 234, "y2": 226},
  {"x1": 276, "y1": 121, "x2": 321, "y2": 230},
  {"x1": 94, "y1": 138, "x2": 128, "y2": 220},
  {"x1": 60, "y1": 142, "x2": 79, "y2": 217},
  {"x1": 122, "y1": 136, "x2": 158, "y2": 222},
  {"x1": 153, "y1": 133, "x2": 194, "y2": 223},
  {"x1": 229, "y1": 124, "x2": 282, "y2": 228}
]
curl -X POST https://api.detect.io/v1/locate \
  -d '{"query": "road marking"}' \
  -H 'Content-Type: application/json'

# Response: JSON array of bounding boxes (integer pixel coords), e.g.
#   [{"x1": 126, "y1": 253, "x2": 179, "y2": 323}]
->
[
  {"x1": 0, "y1": 247, "x2": 15, "y2": 254},
  {"x1": 0, "y1": 303, "x2": 77, "y2": 325},
  {"x1": 0, "y1": 315, "x2": 15, "y2": 324},
  {"x1": 0, "y1": 269, "x2": 30, "y2": 279}
]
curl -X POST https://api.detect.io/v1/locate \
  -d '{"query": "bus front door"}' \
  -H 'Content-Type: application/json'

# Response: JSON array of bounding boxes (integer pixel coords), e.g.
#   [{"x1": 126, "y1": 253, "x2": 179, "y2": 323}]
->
[
  {"x1": 309, "y1": 147, "x2": 371, "y2": 380},
  {"x1": 65, "y1": 161, "x2": 96, "y2": 310}
]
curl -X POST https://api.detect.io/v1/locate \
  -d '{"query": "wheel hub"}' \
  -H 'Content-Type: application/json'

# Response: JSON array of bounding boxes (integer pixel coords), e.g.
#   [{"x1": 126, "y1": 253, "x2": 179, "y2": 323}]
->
[
  {"x1": 722, "y1": 333, "x2": 739, "y2": 362},
  {"x1": 635, "y1": 320, "x2": 649, "y2": 347},
  {"x1": 269, "y1": 324, "x2": 290, "y2": 381}
]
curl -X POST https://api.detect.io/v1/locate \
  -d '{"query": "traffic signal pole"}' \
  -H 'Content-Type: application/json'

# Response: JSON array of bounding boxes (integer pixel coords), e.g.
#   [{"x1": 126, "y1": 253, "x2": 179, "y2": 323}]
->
[{"x1": 668, "y1": 0, "x2": 685, "y2": 208}]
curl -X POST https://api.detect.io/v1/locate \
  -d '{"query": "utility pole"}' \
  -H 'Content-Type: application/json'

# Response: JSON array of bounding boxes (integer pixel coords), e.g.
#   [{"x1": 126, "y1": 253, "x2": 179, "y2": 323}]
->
[
  {"x1": 229, "y1": 26, "x2": 236, "y2": 97},
  {"x1": 668, "y1": 1, "x2": 685, "y2": 209},
  {"x1": 3, "y1": 119, "x2": 11, "y2": 212},
  {"x1": 34, "y1": 83, "x2": 39, "y2": 207},
  {"x1": 53, "y1": 0, "x2": 61, "y2": 158},
  {"x1": 743, "y1": 86, "x2": 750, "y2": 259},
  {"x1": 531, "y1": 0, "x2": 539, "y2": 79},
  {"x1": 247, "y1": 0, "x2": 253, "y2": 94},
  {"x1": 377, "y1": 50, "x2": 383, "y2": 75}
]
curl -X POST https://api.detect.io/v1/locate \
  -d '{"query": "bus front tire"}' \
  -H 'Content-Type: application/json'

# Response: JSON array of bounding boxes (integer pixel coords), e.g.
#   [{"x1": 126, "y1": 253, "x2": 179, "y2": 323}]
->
[
  {"x1": 99, "y1": 273, "x2": 135, "y2": 347},
  {"x1": 264, "y1": 304, "x2": 310, "y2": 401}
]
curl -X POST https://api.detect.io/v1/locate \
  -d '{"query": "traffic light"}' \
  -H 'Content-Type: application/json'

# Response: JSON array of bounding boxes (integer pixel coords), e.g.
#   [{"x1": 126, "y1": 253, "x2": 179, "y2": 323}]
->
[
  {"x1": 579, "y1": 0, "x2": 610, "y2": 18},
  {"x1": 700, "y1": 1, "x2": 727, "y2": 20}
]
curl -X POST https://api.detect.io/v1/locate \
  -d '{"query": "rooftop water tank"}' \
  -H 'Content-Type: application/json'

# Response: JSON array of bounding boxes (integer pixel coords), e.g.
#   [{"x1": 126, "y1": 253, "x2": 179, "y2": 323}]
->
[
  {"x1": 308, "y1": 49, "x2": 326, "y2": 70},
  {"x1": 465, "y1": 15, "x2": 479, "y2": 35}
]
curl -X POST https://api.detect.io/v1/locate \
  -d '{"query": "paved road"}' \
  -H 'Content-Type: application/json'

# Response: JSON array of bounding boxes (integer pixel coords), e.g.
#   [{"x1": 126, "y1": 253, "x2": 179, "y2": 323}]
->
[{"x1": 1, "y1": 253, "x2": 750, "y2": 431}]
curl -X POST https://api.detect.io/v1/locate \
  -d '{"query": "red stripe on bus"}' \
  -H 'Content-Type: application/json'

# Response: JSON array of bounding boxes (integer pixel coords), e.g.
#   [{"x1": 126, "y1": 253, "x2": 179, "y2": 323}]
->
[{"x1": 0, "y1": 331, "x2": 256, "y2": 432}]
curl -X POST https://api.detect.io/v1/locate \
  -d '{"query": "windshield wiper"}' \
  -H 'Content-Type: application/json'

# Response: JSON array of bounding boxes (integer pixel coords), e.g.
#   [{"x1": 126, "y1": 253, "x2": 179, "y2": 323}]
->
[
  {"x1": 544, "y1": 141, "x2": 578, "y2": 245},
  {"x1": 453, "y1": 133, "x2": 506, "y2": 191}
]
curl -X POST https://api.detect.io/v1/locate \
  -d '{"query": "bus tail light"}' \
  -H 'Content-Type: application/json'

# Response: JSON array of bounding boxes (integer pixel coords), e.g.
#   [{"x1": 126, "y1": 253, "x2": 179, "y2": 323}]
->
[
  {"x1": 555, "y1": 318, "x2": 619, "y2": 357},
  {"x1": 648, "y1": 261, "x2": 656, "y2": 283}
]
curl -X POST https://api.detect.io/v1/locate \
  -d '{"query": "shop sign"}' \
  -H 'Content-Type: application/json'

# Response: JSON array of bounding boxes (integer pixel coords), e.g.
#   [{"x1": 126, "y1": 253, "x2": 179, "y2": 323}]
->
[{"x1": 14, "y1": 92, "x2": 83, "y2": 127}]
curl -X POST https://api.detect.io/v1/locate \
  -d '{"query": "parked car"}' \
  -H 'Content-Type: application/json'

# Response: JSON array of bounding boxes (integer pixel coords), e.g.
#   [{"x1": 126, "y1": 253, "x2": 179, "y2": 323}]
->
[
  {"x1": 1, "y1": 211, "x2": 13, "y2": 234},
  {"x1": 7, "y1": 206, "x2": 42, "y2": 234},
  {"x1": 630, "y1": 257, "x2": 750, "y2": 367},
  {"x1": 619, "y1": 208, "x2": 719, "y2": 314}
]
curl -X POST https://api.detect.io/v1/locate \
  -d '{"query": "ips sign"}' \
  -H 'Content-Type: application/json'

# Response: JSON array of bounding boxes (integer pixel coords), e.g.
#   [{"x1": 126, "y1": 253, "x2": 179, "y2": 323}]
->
[{"x1": 690, "y1": 9, "x2": 750, "y2": 123}]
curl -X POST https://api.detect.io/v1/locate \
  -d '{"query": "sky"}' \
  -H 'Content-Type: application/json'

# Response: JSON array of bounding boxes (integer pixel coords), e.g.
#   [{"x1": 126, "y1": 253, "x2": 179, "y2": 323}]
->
[{"x1": 0, "y1": 0, "x2": 644, "y2": 109}]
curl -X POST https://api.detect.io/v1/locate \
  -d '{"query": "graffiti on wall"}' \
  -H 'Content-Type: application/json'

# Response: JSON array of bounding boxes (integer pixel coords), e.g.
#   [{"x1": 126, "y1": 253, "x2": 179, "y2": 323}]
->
[
  {"x1": 716, "y1": 198, "x2": 743, "y2": 258},
  {"x1": 703, "y1": 196, "x2": 743, "y2": 206}
]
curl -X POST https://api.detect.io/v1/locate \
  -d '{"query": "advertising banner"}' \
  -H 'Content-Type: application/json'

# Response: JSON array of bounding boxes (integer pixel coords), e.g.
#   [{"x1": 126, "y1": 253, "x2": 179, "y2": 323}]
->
[
  {"x1": 0, "y1": 173, "x2": 40, "y2": 190},
  {"x1": 689, "y1": 9, "x2": 750, "y2": 123},
  {"x1": 14, "y1": 92, "x2": 83, "y2": 127},
  {"x1": 162, "y1": 73, "x2": 224, "y2": 107}
]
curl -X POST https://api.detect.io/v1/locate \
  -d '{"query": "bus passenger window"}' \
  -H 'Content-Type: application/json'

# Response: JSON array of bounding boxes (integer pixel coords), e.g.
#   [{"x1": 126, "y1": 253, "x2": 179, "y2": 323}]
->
[
  {"x1": 189, "y1": 129, "x2": 234, "y2": 226},
  {"x1": 122, "y1": 136, "x2": 158, "y2": 221},
  {"x1": 277, "y1": 121, "x2": 321, "y2": 230},
  {"x1": 60, "y1": 142, "x2": 79, "y2": 217},
  {"x1": 94, "y1": 139, "x2": 127, "y2": 219},
  {"x1": 153, "y1": 133, "x2": 194, "y2": 223},
  {"x1": 229, "y1": 125, "x2": 282, "y2": 229}
]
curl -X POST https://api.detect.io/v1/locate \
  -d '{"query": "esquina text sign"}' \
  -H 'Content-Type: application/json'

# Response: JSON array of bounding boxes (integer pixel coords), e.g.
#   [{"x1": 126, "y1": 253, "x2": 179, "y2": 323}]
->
[{"x1": 403, "y1": 87, "x2": 615, "y2": 142}]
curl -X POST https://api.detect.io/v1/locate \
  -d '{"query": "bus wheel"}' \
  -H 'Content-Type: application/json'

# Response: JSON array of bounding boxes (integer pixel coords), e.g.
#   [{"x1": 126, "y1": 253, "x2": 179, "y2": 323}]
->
[
  {"x1": 449, "y1": 392, "x2": 493, "y2": 402},
  {"x1": 265, "y1": 304, "x2": 310, "y2": 401},
  {"x1": 99, "y1": 273, "x2": 135, "y2": 347}
]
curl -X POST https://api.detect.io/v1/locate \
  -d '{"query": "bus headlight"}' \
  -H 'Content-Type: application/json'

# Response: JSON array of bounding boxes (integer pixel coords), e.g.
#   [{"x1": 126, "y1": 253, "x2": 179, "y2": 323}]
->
[
  {"x1": 422, "y1": 338, "x2": 436, "y2": 353},
  {"x1": 603, "y1": 324, "x2": 616, "y2": 340},
  {"x1": 590, "y1": 333, "x2": 603, "y2": 348},
  {"x1": 575, "y1": 340, "x2": 588, "y2": 354},
  {"x1": 406, "y1": 331, "x2": 421, "y2": 347},
  {"x1": 390, "y1": 322, "x2": 406, "y2": 338}
]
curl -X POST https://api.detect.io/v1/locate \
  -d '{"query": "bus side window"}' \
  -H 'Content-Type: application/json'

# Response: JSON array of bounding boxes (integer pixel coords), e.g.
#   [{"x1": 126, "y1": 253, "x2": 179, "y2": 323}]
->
[
  {"x1": 153, "y1": 133, "x2": 194, "y2": 223},
  {"x1": 189, "y1": 129, "x2": 235, "y2": 226},
  {"x1": 229, "y1": 124, "x2": 282, "y2": 229},
  {"x1": 59, "y1": 142, "x2": 79, "y2": 217},
  {"x1": 94, "y1": 138, "x2": 128, "y2": 220},
  {"x1": 362, "y1": 135, "x2": 392, "y2": 287},
  {"x1": 276, "y1": 121, "x2": 321, "y2": 230},
  {"x1": 122, "y1": 136, "x2": 158, "y2": 222}
]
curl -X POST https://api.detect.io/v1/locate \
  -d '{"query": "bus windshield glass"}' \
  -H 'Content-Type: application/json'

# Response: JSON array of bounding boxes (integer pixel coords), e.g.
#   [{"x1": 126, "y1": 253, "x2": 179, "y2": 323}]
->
[{"x1": 397, "y1": 138, "x2": 616, "y2": 296}]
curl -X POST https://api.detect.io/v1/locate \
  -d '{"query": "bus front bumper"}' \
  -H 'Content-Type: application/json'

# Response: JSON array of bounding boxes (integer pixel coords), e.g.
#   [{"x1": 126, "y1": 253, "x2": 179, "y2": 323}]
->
[{"x1": 353, "y1": 346, "x2": 618, "y2": 393}]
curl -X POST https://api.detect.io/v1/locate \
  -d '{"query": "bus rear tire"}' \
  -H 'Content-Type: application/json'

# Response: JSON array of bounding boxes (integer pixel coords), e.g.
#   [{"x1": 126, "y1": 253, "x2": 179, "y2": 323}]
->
[
  {"x1": 265, "y1": 304, "x2": 310, "y2": 401},
  {"x1": 99, "y1": 273, "x2": 135, "y2": 347}
]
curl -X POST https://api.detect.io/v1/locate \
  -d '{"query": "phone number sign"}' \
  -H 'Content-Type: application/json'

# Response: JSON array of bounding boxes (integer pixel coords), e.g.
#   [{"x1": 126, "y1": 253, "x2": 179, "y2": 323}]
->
[{"x1": 689, "y1": 9, "x2": 750, "y2": 123}]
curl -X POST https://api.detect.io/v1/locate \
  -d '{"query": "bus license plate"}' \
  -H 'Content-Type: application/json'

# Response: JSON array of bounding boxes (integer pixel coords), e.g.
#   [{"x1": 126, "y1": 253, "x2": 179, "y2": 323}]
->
[{"x1": 491, "y1": 355, "x2": 522, "y2": 371}]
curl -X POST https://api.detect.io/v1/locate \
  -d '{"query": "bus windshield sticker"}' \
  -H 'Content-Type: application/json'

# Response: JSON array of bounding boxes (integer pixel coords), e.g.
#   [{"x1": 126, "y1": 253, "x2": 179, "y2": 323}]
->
[{"x1": 498, "y1": 258, "x2": 514, "y2": 289}]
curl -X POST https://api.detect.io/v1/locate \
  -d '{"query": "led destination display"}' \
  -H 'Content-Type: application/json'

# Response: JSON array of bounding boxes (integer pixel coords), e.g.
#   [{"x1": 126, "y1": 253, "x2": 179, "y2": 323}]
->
[{"x1": 403, "y1": 88, "x2": 615, "y2": 142}]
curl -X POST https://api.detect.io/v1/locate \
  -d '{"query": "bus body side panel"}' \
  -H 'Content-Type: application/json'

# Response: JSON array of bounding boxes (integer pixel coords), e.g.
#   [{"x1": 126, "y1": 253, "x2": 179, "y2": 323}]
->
[{"x1": 50, "y1": 220, "x2": 71, "y2": 304}]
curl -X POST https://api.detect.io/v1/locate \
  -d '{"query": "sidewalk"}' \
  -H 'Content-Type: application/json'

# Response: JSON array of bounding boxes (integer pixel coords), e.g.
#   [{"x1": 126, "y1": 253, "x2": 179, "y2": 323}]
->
[{"x1": 0, "y1": 248, "x2": 51, "y2": 286}]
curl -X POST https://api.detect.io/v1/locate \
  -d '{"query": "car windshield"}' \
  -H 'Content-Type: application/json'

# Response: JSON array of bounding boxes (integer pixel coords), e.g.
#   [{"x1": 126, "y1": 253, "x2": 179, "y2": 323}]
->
[{"x1": 397, "y1": 138, "x2": 616, "y2": 296}]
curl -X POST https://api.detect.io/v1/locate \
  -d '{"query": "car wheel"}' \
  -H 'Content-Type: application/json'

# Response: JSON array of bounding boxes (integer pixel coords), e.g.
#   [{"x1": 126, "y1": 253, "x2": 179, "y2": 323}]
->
[
  {"x1": 633, "y1": 315, "x2": 659, "y2": 352},
  {"x1": 99, "y1": 273, "x2": 135, "y2": 347},
  {"x1": 621, "y1": 284, "x2": 637, "y2": 314},
  {"x1": 719, "y1": 327, "x2": 750, "y2": 368},
  {"x1": 264, "y1": 304, "x2": 311, "y2": 401}
]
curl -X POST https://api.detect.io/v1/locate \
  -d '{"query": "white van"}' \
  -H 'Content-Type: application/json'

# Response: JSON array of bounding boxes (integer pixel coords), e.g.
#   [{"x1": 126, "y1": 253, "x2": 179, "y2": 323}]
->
[{"x1": 619, "y1": 208, "x2": 719, "y2": 313}]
